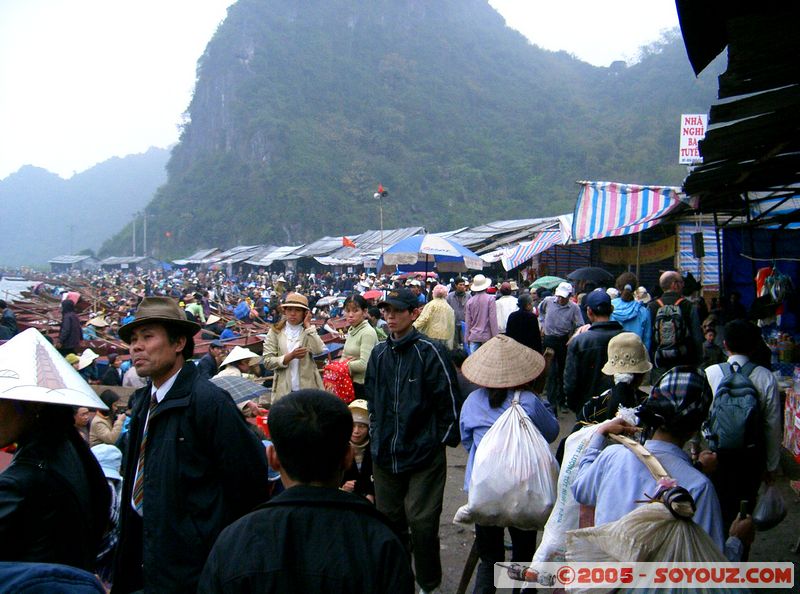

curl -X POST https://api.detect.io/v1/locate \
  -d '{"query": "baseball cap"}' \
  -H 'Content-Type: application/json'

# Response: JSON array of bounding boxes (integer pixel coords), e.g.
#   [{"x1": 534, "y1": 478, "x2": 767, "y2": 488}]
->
[
  {"x1": 378, "y1": 288, "x2": 419, "y2": 311},
  {"x1": 554, "y1": 282, "x2": 573, "y2": 298},
  {"x1": 585, "y1": 289, "x2": 612, "y2": 315}
]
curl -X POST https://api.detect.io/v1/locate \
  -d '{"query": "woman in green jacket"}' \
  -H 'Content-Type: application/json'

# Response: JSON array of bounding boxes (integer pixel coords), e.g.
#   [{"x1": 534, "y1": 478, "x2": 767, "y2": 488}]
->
[{"x1": 342, "y1": 294, "x2": 378, "y2": 399}]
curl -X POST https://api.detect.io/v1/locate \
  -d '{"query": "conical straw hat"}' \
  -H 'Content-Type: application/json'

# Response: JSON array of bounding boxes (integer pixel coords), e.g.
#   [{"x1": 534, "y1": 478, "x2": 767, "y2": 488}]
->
[
  {"x1": 461, "y1": 334, "x2": 545, "y2": 389},
  {"x1": 0, "y1": 328, "x2": 108, "y2": 409},
  {"x1": 221, "y1": 346, "x2": 261, "y2": 368}
]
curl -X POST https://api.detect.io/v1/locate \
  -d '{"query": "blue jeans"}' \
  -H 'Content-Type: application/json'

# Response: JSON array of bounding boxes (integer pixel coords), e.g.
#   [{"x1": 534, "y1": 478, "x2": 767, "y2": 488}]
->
[{"x1": 469, "y1": 341, "x2": 484, "y2": 354}]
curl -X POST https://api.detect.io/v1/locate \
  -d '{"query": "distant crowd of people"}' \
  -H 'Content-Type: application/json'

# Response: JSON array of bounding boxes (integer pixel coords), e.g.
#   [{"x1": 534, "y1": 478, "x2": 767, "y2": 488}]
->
[{"x1": 0, "y1": 265, "x2": 787, "y2": 593}]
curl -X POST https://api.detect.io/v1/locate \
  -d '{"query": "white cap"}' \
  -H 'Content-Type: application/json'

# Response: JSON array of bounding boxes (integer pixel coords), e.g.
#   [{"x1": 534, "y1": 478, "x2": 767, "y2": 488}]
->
[{"x1": 555, "y1": 282, "x2": 573, "y2": 298}]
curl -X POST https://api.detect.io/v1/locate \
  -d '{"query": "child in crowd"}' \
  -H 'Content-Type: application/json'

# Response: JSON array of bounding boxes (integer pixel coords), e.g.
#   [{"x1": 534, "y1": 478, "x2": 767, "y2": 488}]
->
[
  {"x1": 341, "y1": 399, "x2": 374, "y2": 503},
  {"x1": 701, "y1": 327, "x2": 725, "y2": 368}
]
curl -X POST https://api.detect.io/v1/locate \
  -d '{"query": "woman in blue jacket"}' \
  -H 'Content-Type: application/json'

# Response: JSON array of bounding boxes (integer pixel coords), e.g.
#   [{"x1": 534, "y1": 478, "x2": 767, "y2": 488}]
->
[
  {"x1": 610, "y1": 272, "x2": 651, "y2": 351},
  {"x1": 459, "y1": 335, "x2": 559, "y2": 594}
]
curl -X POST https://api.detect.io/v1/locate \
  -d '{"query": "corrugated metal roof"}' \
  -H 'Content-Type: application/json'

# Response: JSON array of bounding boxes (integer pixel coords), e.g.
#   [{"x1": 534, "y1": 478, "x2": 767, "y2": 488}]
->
[
  {"x1": 244, "y1": 245, "x2": 305, "y2": 267},
  {"x1": 216, "y1": 245, "x2": 269, "y2": 265},
  {"x1": 448, "y1": 217, "x2": 563, "y2": 252},
  {"x1": 48, "y1": 255, "x2": 96, "y2": 264},
  {"x1": 100, "y1": 256, "x2": 156, "y2": 265}
]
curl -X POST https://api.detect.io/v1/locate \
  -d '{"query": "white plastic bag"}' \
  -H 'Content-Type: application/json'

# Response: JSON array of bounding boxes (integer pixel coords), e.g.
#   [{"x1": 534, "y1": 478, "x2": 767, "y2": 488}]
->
[
  {"x1": 533, "y1": 424, "x2": 599, "y2": 562},
  {"x1": 753, "y1": 484, "x2": 787, "y2": 531},
  {"x1": 565, "y1": 503, "x2": 740, "y2": 594},
  {"x1": 453, "y1": 393, "x2": 558, "y2": 530}
]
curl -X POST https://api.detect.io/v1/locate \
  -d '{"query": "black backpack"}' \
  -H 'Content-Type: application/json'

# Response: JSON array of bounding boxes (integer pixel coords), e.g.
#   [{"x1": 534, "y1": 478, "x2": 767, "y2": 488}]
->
[
  {"x1": 704, "y1": 361, "x2": 763, "y2": 451},
  {"x1": 653, "y1": 297, "x2": 689, "y2": 367}
]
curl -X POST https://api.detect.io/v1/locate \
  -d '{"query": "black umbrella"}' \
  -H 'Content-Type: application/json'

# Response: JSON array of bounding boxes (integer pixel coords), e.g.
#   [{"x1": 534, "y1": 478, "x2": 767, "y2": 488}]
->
[{"x1": 567, "y1": 267, "x2": 615, "y2": 285}]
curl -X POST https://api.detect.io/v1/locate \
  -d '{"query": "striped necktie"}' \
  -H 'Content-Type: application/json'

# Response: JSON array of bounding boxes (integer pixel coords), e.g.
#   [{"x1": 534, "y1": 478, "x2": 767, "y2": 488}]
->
[{"x1": 132, "y1": 394, "x2": 158, "y2": 515}]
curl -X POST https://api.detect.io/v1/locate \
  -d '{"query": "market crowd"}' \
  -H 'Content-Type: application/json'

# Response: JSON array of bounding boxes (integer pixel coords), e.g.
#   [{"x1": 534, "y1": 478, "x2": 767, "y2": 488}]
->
[{"x1": 0, "y1": 264, "x2": 788, "y2": 593}]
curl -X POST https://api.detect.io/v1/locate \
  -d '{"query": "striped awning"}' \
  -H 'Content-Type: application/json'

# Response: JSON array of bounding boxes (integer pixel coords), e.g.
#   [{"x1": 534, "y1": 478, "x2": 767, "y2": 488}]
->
[
  {"x1": 572, "y1": 181, "x2": 688, "y2": 244},
  {"x1": 500, "y1": 230, "x2": 564, "y2": 271}
]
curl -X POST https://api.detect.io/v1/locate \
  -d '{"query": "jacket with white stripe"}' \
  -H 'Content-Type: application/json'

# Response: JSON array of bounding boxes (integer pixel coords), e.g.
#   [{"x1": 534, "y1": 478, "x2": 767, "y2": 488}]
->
[{"x1": 365, "y1": 328, "x2": 463, "y2": 473}]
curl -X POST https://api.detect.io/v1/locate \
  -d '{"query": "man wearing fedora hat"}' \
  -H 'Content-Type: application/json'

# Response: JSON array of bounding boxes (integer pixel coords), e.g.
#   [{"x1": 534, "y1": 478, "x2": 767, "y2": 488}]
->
[{"x1": 113, "y1": 297, "x2": 271, "y2": 593}]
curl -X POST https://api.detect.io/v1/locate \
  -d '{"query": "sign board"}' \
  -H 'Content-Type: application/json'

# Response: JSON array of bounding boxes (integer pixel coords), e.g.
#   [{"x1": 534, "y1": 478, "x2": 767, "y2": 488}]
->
[{"x1": 679, "y1": 114, "x2": 707, "y2": 164}]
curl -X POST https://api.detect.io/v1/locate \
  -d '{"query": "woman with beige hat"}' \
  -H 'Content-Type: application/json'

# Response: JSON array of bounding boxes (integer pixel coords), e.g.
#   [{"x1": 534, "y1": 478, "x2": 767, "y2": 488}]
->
[
  {"x1": 262, "y1": 293, "x2": 325, "y2": 403},
  {"x1": 576, "y1": 331, "x2": 652, "y2": 426},
  {"x1": 459, "y1": 335, "x2": 559, "y2": 593}
]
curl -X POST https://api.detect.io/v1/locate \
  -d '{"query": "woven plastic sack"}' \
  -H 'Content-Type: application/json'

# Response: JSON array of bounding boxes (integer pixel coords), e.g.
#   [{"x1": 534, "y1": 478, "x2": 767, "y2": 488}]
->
[
  {"x1": 322, "y1": 358, "x2": 355, "y2": 404},
  {"x1": 752, "y1": 484, "x2": 787, "y2": 531},
  {"x1": 453, "y1": 394, "x2": 558, "y2": 530},
  {"x1": 565, "y1": 503, "x2": 740, "y2": 594},
  {"x1": 533, "y1": 424, "x2": 599, "y2": 562}
]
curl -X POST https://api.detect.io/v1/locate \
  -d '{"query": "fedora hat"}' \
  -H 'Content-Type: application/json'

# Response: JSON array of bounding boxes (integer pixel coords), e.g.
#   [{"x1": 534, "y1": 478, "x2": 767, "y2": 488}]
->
[
  {"x1": 221, "y1": 346, "x2": 261, "y2": 369},
  {"x1": 118, "y1": 296, "x2": 201, "y2": 344},
  {"x1": 602, "y1": 332, "x2": 652, "y2": 375},
  {"x1": 470, "y1": 274, "x2": 492, "y2": 292},
  {"x1": 461, "y1": 334, "x2": 545, "y2": 389},
  {"x1": 282, "y1": 293, "x2": 310, "y2": 311},
  {"x1": 0, "y1": 329, "x2": 108, "y2": 410}
]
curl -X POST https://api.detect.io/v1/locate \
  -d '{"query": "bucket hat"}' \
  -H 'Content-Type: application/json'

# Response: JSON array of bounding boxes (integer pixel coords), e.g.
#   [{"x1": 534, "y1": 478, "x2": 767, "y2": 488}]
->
[
  {"x1": 602, "y1": 332, "x2": 652, "y2": 375},
  {"x1": 221, "y1": 346, "x2": 261, "y2": 369},
  {"x1": 0, "y1": 329, "x2": 108, "y2": 409},
  {"x1": 470, "y1": 274, "x2": 492, "y2": 292},
  {"x1": 282, "y1": 293, "x2": 310, "y2": 311},
  {"x1": 118, "y1": 296, "x2": 201, "y2": 344},
  {"x1": 461, "y1": 334, "x2": 545, "y2": 388}
]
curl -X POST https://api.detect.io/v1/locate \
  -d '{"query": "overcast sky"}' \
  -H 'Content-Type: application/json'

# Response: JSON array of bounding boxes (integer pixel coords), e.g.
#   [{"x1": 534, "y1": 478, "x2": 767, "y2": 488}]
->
[{"x1": 0, "y1": 0, "x2": 679, "y2": 180}]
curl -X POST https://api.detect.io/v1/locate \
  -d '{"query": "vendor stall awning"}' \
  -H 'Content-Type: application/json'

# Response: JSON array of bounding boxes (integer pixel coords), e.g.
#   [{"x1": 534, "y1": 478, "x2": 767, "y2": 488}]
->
[{"x1": 572, "y1": 181, "x2": 688, "y2": 244}]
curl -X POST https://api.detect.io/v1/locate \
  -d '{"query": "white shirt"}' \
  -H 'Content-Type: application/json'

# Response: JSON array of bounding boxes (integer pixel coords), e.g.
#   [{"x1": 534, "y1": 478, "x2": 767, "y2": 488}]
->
[
  {"x1": 283, "y1": 322, "x2": 303, "y2": 392},
  {"x1": 495, "y1": 295, "x2": 518, "y2": 333},
  {"x1": 131, "y1": 368, "x2": 182, "y2": 514},
  {"x1": 705, "y1": 354, "x2": 781, "y2": 471}
]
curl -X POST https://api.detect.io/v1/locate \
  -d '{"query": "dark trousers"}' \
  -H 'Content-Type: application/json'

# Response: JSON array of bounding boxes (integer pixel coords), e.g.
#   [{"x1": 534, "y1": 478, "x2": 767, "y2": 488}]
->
[
  {"x1": 353, "y1": 381, "x2": 365, "y2": 400},
  {"x1": 711, "y1": 449, "x2": 764, "y2": 539},
  {"x1": 373, "y1": 447, "x2": 447, "y2": 591},
  {"x1": 474, "y1": 525, "x2": 537, "y2": 594},
  {"x1": 543, "y1": 334, "x2": 568, "y2": 410}
]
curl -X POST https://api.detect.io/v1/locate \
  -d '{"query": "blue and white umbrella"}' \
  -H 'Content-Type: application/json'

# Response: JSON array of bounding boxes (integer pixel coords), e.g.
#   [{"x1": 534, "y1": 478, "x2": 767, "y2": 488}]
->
[{"x1": 377, "y1": 234, "x2": 484, "y2": 273}]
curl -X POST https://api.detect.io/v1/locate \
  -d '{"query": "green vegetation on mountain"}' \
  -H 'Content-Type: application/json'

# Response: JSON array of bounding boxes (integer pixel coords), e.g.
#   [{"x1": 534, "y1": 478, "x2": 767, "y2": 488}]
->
[{"x1": 102, "y1": 0, "x2": 722, "y2": 259}]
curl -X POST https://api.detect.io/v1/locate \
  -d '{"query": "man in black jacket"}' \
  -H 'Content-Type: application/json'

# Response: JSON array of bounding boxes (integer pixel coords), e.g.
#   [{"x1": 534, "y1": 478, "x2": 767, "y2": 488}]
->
[
  {"x1": 199, "y1": 390, "x2": 413, "y2": 593},
  {"x1": 195, "y1": 339, "x2": 227, "y2": 380},
  {"x1": 112, "y1": 297, "x2": 271, "y2": 594},
  {"x1": 365, "y1": 288, "x2": 462, "y2": 594},
  {"x1": 563, "y1": 290, "x2": 623, "y2": 412}
]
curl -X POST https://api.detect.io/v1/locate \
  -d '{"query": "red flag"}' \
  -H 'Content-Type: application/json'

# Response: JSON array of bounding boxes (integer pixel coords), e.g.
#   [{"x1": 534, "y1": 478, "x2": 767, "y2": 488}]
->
[
  {"x1": 378, "y1": 184, "x2": 384, "y2": 194},
  {"x1": 342, "y1": 236, "x2": 356, "y2": 248}
]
